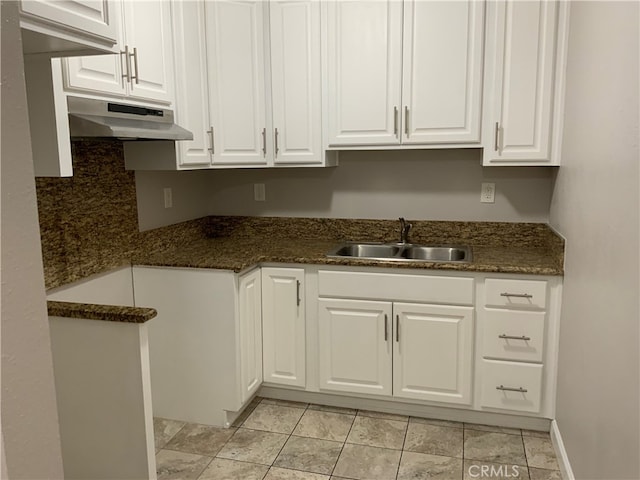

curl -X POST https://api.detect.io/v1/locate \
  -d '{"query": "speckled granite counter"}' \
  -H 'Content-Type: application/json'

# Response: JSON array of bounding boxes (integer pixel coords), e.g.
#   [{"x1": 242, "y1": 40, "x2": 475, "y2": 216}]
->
[
  {"x1": 45, "y1": 215, "x2": 564, "y2": 291},
  {"x1": 47, "y1": 301, "x2": 157, "y2": 323},
  {"x1": 132, "y1": 216, "x2": 564, "y2": 275}
]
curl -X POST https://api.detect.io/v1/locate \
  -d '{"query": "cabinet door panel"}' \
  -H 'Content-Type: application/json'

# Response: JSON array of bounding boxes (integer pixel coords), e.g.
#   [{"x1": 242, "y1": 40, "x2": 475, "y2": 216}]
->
[
  {"x1": 262, "y1": 268, "x2": 305, "y2": 387},
  {"x1": 393, "y1": 303, "x2": 473, "y2": 404},
  {"x1": 206, "y1": 0, "x2": 269, "y2": 165},
  {"x1": 318, "y1": 298, "x2": 392, "y2": 396},
  {"x1": 20, "y1": 0, "x2": 117, "y2": 41},
  {"x1": 483, "y1": 0, "x2": 557, "y2": 163},
  {"x1": 402, "y1": 0, "x2": 484, "y2": 144},
  {"x1": 270, "y1": 0, "x2": 322, "y2": 164},
  {"x1": 238, "y1": 270, "x2": 263, "y2": 404},
  {"x1": 325, "y1": 0, "x2": 403, "y2": 146},
  {"x1": 172, "y1": 0, "x2": 212, "y2": 166},
  {"x1": 122, "y1": 0, "x2": 174, "y2": 104},
  {"x1": 63, "y1": 53, "x2": 126, "y2": 97}
]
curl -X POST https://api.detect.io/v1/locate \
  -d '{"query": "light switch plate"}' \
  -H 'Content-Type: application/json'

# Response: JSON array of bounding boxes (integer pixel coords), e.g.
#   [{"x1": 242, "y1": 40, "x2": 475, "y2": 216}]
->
[
  {"x1": 254, "y1": 183, "x2": 266, "y2": 202},
  {"x1": 481, "y1": 183, "x2": 495, "y2": 203}
]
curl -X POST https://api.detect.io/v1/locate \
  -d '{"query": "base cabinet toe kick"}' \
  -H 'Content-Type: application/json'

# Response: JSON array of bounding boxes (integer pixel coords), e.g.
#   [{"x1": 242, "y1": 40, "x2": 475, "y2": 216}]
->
[{"x1": 134, "y1": 264, "x2": 562, "y2": 429}]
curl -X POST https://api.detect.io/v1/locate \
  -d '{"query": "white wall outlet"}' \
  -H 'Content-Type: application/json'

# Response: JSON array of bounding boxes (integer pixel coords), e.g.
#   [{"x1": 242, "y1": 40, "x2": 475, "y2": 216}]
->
[
  {"x1": 163, "y1": 187, "x2": 173, "y2": 208},
  {"x1": 481, "y1": 182, "x2": 495, "y2": 203},
  {"x1": 254, "y1": 183, "x2": 266, "y2": 202}
]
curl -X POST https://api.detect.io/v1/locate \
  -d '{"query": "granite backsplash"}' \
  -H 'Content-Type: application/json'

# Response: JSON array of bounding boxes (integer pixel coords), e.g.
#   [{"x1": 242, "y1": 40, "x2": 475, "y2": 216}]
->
[{"x1": 35, "y1": 140, "x2": 564, "y2": 290}]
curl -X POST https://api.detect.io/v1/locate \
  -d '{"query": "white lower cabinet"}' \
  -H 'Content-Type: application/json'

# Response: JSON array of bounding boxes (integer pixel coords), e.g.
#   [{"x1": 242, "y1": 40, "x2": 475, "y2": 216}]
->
[
  {"x1": 238, "y1": 269, "x2": 263, "y2": 405},
  {"x1": 261, "y1": 268, "x2": 306, "y2": 388},
  {"x1": 393, "y1": 303, "x2": 473, "y2": 404},
  {"x1": 318, "y1": 298, "x2": 473, "y2": 405},
  {"x1": 318, "y1": 299, "x2": 392, "y2": 396},
  {"x1": 132, "y1": 267, "x2": 262, "y2": 427}
]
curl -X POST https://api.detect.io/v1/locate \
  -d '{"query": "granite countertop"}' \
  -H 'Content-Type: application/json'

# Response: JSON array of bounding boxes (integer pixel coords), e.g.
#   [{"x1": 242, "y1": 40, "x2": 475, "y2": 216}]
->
[
  {"x1": 131, "y1": 216, "x2": 564, "y2": 276},
  {"x1": 47, "y1": 301, "x2": 157, "y2": 324},
  {"x1": 132, "y1": 236, "x2": 563, "y2": 276},
  {"x1": 44, "y1": 216, "x2": 564, "y2": 324}
]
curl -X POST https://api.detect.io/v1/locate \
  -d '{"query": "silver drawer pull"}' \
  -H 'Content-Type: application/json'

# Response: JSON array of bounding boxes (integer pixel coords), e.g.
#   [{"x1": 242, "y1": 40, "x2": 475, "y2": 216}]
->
[
  {"x1": 500, "y1": 292, "x2": 533, "y2": 299},
  {"x1": 384, "y1": 314, "x2": 388, "y2": 342},
  {"x1": 496, "y1": 385, "x2": 528, "y2": 393},
  {"x1": 498, "y1": 334, "x2": 531, "y2": 341},
  {"x1": 296, "y1": 280, "x2": 301, "y2": 306}
]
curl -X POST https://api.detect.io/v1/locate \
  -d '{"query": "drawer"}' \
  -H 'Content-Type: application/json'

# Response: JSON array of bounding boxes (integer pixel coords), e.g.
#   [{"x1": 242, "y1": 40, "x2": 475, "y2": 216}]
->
[
  {"x1": 318, "y1": 271, "x2": 474, "y2": 305},
  {"x1": 482, "y1": 309, "x2": 545, "y2": 362},
  {"x1": 485, "y1": 278, "x2": 547, "y2": 309},
  {"x1": 481, "y1": 359, "x2": 543, "y2": 413}
]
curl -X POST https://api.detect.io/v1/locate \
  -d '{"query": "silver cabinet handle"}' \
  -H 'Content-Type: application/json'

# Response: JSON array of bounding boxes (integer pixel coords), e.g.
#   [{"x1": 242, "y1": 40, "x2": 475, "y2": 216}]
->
[
  {"x1": 384, "y1": 314, "x2": 388, "y2": 342},
  {"x1": 494, "y1": 122, "x2": 500, "y2": 151},
  {"x1": 262, "y1": 128, "x2": 267, "y2": 156},
  {"x1": 274, "y1": 128, "x2": 279, "y2": 156},
  {"x1": 130, "y1": 47, "x2": 139, "y2": 84},
  {"x1": 496, "y1": 385, "x2": 528, "y2": 393},
  {"x1": 296, "y1": 280, "x2": 301, "y2": 306},
  {"x1": 404, "y1": 106, "x2": 409, "y2": 136},
  {"x1": 393, "y1": 107, "x2": 398, "y2": 136},
  {"x1": 499, "y1": 334, "x2": 531, "y2": 341},
  {"x1": 121, "y1": 45, "x2": 132, "y2": 84},
  {"x1": 395, "y1": 315, "x2": 399, "y2": 342},
  {"x1": 207, "y1": 127, "x2": 214, "y2": 154},
  {"x1": 500, "y1": 292, "x2": 533, "y2": 299}
]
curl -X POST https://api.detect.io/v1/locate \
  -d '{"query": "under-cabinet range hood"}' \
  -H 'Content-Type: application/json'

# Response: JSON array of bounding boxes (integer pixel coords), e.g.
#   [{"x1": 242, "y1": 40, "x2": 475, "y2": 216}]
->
[{"x1": 67, "y1": 96, "x2": 193, "y2": 141}]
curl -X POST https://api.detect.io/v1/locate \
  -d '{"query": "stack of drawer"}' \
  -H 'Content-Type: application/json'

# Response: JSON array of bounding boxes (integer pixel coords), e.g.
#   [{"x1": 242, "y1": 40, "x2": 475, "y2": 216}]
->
[{"x1": 480, "y1": 278, "x2": 548, "y2": 413}]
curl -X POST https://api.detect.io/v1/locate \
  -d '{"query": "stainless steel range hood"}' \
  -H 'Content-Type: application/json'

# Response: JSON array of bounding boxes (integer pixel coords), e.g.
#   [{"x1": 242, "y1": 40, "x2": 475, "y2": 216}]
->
[{"x1": 67, "y1": 96, "x2": 193, "y2": 141}]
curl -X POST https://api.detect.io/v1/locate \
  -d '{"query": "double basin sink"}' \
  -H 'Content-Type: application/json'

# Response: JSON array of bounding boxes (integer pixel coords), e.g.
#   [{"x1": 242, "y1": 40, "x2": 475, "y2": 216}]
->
[{"x1": 327, "y1": 242, "x2": 472, "y2": 263}]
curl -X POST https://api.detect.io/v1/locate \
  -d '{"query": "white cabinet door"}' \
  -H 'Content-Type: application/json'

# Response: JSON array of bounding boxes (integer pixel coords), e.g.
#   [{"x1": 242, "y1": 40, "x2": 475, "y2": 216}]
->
[
  {"x1": 20, "y1": 0, "x2": 117, "y2": 45},
  {"x1": 62, "y1": 0, "x2": 125, "y2": 97},
  {"x1": 393, "y1": 303, "x2": 474, "y2": 404},
  {"x1": 401, "y1": 0, "x2": 484, "y2": 144},
  {"x1": 324, "y1": 0, "x2": 403, "y2": 146},
  {"x1": 482, "y1": 0, "x2": 558, "y2": 164},
  {"x1": 270, "y1": 0, "x2": 322, "y2": 165},
  {"x1": 262, "y1": 268, "x2": 305, "y2": 387},
  {"x1": 238, "y1": 270, "x2": 263, "y2": 404},
  {"x1": 172, "y1": 0, "x2": 213, "y2": 167},
  {"x1": 206, "y1": 0, "x2": 269, "y2": 166},
  {"x1": 318, "y1": 298, "x2": 393, "y2": 396},
  {"x1": 62, "y1": 1, "x2": 173, "y2": 105},
  {"x1": 121, "y1": 0, "x2": 174, "y2": 104}
]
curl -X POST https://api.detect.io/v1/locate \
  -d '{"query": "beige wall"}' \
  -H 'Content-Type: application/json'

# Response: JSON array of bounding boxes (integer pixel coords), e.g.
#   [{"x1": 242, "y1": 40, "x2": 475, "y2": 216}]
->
[
  {"x1": 204, "y1": 149, "x2": 553, "y2": 222},
  {"x1": 135, "y1": 169, "x2": 212, "y2": 231},
  {"x1": 1, "y1": 2, "x2": 64, "y2": 478},
  {"x1": 549, "y1": 2, "x2": 639, "y2": 478}
]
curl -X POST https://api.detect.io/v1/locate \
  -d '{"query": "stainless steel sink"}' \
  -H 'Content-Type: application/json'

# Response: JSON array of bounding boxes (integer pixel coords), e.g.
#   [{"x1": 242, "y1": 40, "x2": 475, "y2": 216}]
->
[{"x1": 327, "y1": 242, "x2": 472, "y2": 263}]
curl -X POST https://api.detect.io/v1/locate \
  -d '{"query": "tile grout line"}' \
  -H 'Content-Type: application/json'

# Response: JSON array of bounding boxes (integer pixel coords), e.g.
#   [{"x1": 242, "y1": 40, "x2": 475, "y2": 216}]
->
[
  {"x1": 462, "y1": 423, "x2": 465, "y2": 480},
  {"x1": 393, "y1": 416, "x2": 410, "y2": 480},
  {"x1": 267, "y1": 399, "x2": 311, "y2": 476},
  {"x1": 327, "y1": 407, "x2": 359, "y2": 478}
]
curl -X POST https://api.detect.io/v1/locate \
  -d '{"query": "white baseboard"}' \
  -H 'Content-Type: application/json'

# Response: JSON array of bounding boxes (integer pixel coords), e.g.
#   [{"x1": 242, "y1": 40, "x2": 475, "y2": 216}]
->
[{"x1": 551, "y1": 419, "x2": 575, "y2": 480}]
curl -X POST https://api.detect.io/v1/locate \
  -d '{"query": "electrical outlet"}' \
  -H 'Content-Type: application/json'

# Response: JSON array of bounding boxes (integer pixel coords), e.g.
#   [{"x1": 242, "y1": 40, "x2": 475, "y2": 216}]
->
[
  {"x1": 163, "y1": 187, "x2": 173, "y2": 208},
  {"x1": 481, "y1": 182, "x2": 495, "y2": 203},
  {"x1": 254, "y1": 183, "x2": 266, "y2": 202}
]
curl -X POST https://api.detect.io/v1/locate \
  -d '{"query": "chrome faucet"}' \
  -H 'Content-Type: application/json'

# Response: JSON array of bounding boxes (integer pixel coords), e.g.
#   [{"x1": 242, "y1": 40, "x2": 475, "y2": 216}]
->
[{"x1": 399, "y1": 217, "x2": 412, "y2": 244}]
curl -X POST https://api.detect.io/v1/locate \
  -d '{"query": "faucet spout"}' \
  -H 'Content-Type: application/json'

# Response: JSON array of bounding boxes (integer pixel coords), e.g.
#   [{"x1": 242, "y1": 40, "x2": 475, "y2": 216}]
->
[{"x1": 398, "y1": 217, "x2": 412, "y2": 244}]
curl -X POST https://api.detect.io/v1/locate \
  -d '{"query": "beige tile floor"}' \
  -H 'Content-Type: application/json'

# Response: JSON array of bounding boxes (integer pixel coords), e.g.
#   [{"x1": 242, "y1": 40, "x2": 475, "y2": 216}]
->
[{"x1": 154, "y1": 397, "x2": 562, "y2": 480}]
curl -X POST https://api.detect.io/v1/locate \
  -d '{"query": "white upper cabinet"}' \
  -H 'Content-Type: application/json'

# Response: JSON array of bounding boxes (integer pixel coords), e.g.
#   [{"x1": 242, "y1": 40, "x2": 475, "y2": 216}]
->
[
  {"x1": 401, "y1": 0, "x2": 484, "y2": 144},
  {"x1": 270, "y1": 0, "x2": 323, "y2": 165},
  {"x1": 172, "y1": 0, "x2": 213, "y2": 167},
  {"x1": 63, "y1": 0, "x2": 174, "y2": 105},
  {"x1": 482, "y1": 0, "x2": 568, "y2": 165},
  {"x1": 324, "y1": 0, "x2": 403, "y2": 146},
  {"x1": 324, "y1": 0, "x2": 484, "y2": 147},
  {"x1": 206, "y1": 0, "x2": 269, "y2": 166},
  {"x1": 20, "y1": 0, "x2": 118, "y2": 55}
]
